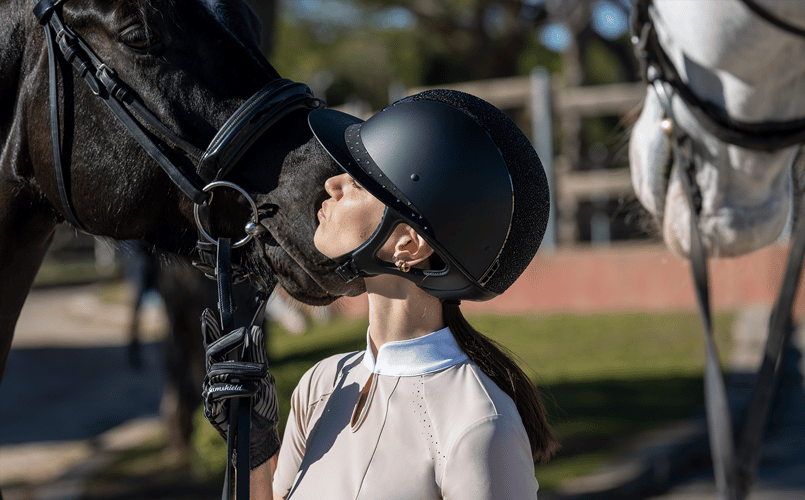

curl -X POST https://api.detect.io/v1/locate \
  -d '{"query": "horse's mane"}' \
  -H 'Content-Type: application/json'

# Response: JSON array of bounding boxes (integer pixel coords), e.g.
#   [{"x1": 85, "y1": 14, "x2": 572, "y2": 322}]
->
[{"x1": 129, "y1": 0, "x2": 258, "y2": 50}]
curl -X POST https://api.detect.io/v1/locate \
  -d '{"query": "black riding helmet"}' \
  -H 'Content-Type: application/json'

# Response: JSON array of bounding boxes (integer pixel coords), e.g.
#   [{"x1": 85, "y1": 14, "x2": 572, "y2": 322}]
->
[{"x1": 308, "y1": 90, "x2": 550, "y2": 301}]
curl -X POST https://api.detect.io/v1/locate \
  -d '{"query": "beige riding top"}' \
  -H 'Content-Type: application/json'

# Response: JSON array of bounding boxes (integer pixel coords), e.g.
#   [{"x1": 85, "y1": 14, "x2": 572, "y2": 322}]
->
[{"x1": 273, "y1": 327, "x2": 539, "y2": 499}]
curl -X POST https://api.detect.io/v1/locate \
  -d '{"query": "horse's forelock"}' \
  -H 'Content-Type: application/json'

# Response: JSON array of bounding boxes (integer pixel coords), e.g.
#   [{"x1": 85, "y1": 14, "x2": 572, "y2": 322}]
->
[
  {"x1": 128, "y1": 0, "x2": 178, "y2": 23},
  {"x1": 201, "y1": 0, "x2": 233, "y2": 26}
]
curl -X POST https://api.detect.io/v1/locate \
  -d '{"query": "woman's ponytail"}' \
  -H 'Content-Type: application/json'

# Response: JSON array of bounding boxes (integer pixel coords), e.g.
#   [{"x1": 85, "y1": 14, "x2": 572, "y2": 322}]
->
[{"x1": 442, "y1": 302, "x2": 559, "y2": 463}]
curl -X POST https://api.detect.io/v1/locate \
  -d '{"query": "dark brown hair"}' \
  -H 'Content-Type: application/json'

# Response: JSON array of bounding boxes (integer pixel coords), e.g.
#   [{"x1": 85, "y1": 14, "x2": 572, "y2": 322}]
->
[{"x1": 442, "y1": 302, "x2": 560, "y2": 463}]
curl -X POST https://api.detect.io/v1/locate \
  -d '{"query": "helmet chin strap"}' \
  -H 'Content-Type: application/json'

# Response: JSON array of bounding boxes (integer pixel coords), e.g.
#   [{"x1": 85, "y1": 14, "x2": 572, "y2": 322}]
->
[
  {"x1": 334, "y1": 207, "x2": 447, "y2": 284},
  {"x1": 333, "y1": 206, "x2": 486, "y2": 301}
]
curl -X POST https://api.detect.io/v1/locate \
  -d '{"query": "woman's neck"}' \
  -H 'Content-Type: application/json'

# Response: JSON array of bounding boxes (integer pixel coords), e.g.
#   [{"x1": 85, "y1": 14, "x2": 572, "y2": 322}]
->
[{"x1": 365, "y1": 275, "x2": 445, "y2": 357}]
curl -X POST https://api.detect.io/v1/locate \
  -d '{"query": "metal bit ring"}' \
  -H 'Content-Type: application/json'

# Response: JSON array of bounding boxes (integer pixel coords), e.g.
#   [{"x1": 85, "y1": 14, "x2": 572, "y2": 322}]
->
[{"x1": 193, "y1": 181, "x2": 260, "y2": 248}]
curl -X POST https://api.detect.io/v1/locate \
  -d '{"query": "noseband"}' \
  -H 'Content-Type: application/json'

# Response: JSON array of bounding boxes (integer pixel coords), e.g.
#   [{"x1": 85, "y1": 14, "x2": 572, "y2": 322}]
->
[{"x1": 632, "y1": 2, "x2": 805, "y2": 499}]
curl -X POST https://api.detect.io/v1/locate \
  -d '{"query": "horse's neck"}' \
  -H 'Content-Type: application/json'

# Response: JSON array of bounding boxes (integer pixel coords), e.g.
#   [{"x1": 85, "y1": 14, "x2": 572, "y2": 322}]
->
[{"x1": 655, "y1": 0, "x2": 805, "y2": 122}]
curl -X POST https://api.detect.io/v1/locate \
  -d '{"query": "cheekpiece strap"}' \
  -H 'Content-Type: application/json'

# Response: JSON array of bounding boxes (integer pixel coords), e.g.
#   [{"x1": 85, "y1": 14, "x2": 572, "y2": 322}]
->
[{"x1": 33, "y1": 0, "x2": 65, "y2": 23}]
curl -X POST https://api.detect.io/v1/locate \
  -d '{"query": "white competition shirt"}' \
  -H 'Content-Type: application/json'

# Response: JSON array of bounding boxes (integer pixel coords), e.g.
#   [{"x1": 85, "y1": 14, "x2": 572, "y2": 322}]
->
[{"x1": 273, "y1": 327, "x2": 539, "y2": 499}]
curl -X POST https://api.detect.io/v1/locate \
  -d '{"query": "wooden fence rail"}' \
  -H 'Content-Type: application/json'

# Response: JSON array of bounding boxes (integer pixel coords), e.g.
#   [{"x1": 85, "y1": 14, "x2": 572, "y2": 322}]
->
[{"x1": 406, "y1": 77, "x2": 644, "y2": 115}]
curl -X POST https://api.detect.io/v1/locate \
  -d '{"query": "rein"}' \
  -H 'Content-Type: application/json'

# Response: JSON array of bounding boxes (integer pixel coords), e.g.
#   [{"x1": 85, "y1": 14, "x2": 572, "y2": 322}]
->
[
  {"x1": 32, "y1": 2, "x2": 324, "y2": 499},
  {"x1": 633, "y1": 1, "x2": 805, "y2": 498}
]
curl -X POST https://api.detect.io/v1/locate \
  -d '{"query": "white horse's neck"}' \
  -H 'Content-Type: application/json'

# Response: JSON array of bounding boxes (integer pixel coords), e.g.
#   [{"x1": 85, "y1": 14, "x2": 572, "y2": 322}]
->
[{"x1": 654, "y1": 0, "x2": 805, "y2": 122}]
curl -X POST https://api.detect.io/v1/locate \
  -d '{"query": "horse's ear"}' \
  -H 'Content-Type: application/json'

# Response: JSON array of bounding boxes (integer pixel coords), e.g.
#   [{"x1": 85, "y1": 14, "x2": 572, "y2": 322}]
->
[
  {"x1": 214, "y1": 0, "x2": 263, "y2": 48},
  {"x1": 235, "y1": 1, "x2": 263, "y2": 47}
]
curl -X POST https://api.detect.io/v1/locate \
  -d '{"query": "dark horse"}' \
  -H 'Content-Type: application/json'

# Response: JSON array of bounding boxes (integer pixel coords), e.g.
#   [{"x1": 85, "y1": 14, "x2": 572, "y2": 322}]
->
[{"x1": 0, "y1": 0, "x2": 363, "y2": 460}]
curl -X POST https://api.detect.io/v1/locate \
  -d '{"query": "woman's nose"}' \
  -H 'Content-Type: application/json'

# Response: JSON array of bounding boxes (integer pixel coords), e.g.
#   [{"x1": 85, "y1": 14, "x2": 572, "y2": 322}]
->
[
  {"x1": 324, "y1": 174, "x2": 347, "y2": 198},
  {"x1": 323, "y1": 176, "x2": 338, "y2": 197}
]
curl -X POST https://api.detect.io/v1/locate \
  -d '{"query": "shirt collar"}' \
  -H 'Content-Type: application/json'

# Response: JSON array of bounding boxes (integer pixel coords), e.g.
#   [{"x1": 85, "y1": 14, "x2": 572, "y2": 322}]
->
[{"x1": 362, "y1": 327, "x2": 468, "y2": 377}]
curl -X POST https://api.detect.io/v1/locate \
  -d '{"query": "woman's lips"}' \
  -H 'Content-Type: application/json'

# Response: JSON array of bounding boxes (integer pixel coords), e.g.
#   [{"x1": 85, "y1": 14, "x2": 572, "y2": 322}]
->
[{"x1": 318, "y1": 199, "x2": 329, "y2": 221}]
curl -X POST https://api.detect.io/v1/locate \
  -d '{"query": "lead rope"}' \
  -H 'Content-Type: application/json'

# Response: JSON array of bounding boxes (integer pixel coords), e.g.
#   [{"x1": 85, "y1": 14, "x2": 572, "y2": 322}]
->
[
  {"x1": 675, "y1": 136, "x2": 739, "y2": 500},
  {"x1": 677, "y1": 134, "x2": 805, "y2": 499},
  {"x1": 215, "y1": 237, "x2": 255, "y2": 500}
]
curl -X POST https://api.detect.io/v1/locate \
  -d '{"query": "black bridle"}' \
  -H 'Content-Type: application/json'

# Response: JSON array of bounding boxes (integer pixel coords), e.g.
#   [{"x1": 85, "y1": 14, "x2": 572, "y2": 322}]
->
[
  {"x1": 632, "y1": 1, "x2": 805, "y2": 499},
  {"x1": 33, "y1": 2, "x2": 324, "y2": 499},
  {"x1": 33, "y1": 0, "x2": 321, "y2": 235}
]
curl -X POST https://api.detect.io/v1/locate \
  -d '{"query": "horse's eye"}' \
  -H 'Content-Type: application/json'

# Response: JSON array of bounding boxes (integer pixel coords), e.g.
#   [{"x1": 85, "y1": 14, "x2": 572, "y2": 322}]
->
[{"x1": 119, "y1": 24, "x2": 161, "y2": 52}]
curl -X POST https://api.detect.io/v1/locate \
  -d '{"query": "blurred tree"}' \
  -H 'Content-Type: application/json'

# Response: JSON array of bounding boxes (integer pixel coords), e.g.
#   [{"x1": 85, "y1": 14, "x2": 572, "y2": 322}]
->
[
  {"x1": 239, "y1": 1, "x2": 649, "y2": 245},
  {"x1": 366, "y1": 0, "x2": 548, "y2": 83},
  {"x1": 245, "y1": 0, "x2": 636, "y2": 111}
]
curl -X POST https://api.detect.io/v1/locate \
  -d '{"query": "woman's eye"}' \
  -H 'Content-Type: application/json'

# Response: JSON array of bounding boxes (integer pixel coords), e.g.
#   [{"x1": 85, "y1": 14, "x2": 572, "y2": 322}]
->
[{"x1": 119, "y1": 24, "x2": 161, "y2": 51}]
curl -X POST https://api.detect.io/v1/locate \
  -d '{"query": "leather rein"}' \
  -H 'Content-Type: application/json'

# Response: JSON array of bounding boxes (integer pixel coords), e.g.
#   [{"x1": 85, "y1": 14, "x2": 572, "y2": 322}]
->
[
  {"x1": 33, "y1": 2, "x2": 323, "y2": 499},
  {"x1": 632, "y1": 1, "x2": 805, "y2": 499}
]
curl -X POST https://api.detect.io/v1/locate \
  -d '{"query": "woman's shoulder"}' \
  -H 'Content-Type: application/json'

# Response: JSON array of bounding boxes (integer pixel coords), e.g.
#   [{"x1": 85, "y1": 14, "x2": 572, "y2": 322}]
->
[
  {"x1": 420, "y1": 360, "x2": 533, "y2": 489},
  {"x1": 293, "y1": 350, "x2": 366, "y2": 402},
  {"x1": 424, "y1": 360, "x2": 525, "y2": 439}
]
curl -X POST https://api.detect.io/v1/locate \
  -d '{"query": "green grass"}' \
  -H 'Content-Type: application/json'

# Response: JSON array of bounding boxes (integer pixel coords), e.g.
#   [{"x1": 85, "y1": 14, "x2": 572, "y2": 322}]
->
[
  {"x1": 33, "y1": 260, "x2": 121, "y2": 287},
  {"x1": 191, "y1": 310, "x2": 734, "y2": 491},
  {"x1": 468, "y1": 313, "x2": 733, "y2": 490}
]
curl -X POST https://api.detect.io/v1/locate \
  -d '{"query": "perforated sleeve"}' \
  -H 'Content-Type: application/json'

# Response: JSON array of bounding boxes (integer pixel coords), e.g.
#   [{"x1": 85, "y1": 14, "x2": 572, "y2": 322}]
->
[
  {"x1": 272, "y1": 362, "x2": 322, "y2": 498},
  {"x1": 441, "y1": 415, "x2": 538, "y2": 500}
]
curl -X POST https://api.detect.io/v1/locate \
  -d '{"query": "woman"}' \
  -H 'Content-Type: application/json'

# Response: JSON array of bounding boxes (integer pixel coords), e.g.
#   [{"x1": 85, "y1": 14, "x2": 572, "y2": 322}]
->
[{"x1": 202, "y1": 89, "x2": 559, "y2": 499}]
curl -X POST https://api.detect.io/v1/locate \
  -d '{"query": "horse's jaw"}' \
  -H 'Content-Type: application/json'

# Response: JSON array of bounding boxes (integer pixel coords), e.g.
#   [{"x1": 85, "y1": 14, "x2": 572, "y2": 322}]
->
[
  {"x1": 630, "y1": 91, "x2": 796, "y2": 260},
  {"x1": 661, "y1": 169, "x2": 791, "y2": 259},
  {"x1": 256, "y1": 233, "x2": 366, "y2": 306},
  {"x1": 247, "y1": 138, "x2": 367, "y2": 306}
]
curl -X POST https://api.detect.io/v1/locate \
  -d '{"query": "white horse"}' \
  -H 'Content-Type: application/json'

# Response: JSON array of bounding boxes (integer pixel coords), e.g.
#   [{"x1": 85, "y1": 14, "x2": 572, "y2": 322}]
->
[
  {"x1": 629, "y1": 0, "x2": 805, "y2": 258},
  {"x1": 629, "y1": 2, "x2": 805, "y2": 497}
]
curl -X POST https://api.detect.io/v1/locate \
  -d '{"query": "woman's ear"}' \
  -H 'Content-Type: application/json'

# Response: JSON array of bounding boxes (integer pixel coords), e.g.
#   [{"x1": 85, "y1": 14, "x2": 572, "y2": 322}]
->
[{"x1": 391, "y1": 225, "x2": 433, "y2": 267}]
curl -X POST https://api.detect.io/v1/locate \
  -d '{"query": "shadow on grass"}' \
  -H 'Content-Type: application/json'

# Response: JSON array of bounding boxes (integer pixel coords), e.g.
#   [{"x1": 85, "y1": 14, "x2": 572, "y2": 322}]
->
[
  {"x1": 537, "y1": 375, "x2": 705, "y2": 491},
  {"x1": 266, "y1": 319, "x2": 711, "y2": 492},
  {"x1": 548, "y1": 376, "x2": 705, "y2": 449},
  {"x1": 266, "y1": 325, "x2": 710, "y2": 493},
  {"x1": 76, "y1": 373, "x2": 709, "y2": 499}
]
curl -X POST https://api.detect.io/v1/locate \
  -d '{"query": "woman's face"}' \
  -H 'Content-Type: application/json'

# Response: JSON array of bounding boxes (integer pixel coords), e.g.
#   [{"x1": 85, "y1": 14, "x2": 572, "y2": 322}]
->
[{"x1": 314, "y1": 173, "x2": 386, "y2": 259}]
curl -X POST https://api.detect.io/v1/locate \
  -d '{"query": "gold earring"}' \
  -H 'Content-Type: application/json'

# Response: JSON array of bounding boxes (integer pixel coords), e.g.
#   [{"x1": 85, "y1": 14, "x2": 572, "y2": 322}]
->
[{"x1": 395, "y1": 260, "x2": 410, "y2": 273}]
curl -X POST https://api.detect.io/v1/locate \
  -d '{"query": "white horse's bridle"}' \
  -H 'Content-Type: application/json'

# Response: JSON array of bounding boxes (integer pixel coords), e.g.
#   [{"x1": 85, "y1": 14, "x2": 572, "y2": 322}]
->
[{"x1": 634, "y1": 0, "x2": 805, "y2": 154}]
